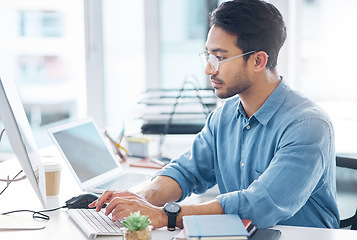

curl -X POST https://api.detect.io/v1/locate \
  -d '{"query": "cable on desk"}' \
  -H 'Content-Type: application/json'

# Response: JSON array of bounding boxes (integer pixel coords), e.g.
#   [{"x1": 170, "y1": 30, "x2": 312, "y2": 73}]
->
[
  {"x1": 0, "y1": 170, "x2": 27, "y2": 195},
  {"x1": 0, "y1": 127, "x2": 67, "y2": 222},
  {"x1": 0, "y1": 128, "x2": 5, "y2": 141},
  {"x1": 0, "y1": 128, "x2": 27, "y2": 195},
  {"x1": 1, "y1": 205, "x2": 67, "y2": 221}
]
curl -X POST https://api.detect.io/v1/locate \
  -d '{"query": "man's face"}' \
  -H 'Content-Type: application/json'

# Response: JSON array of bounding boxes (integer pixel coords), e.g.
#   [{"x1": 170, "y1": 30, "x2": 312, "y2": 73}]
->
[{"x1": 205, "y1": 25, "x2": 252, "y2": 99}]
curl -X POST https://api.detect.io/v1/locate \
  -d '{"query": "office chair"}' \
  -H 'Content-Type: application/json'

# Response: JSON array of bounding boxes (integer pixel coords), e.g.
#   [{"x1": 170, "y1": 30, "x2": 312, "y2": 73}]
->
[
  {"x1": 340, "y1": 207, "x2": 357, "y2": 230},
  {"x1": 336, "y1": 155, "x2": 357, "y2": 170},
  {"x1": 336, "y1": 155, "x2": 357, "y2": 230}
]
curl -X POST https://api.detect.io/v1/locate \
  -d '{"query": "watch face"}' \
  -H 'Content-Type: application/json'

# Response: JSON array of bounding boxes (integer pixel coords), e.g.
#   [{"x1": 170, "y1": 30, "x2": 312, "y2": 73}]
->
[{"x1": 165, "y1": 202, "x2": 180, "y2": 213}]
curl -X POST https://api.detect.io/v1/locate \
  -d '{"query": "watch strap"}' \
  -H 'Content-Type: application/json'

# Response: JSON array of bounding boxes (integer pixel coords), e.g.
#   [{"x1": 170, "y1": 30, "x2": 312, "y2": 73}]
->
[{"x1": 167, "y1": 213, "x2": 178, "y2": 231}]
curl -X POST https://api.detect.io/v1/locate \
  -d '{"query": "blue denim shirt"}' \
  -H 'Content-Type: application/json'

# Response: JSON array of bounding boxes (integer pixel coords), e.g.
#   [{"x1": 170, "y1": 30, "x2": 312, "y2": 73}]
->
[{"x1": 157, "y1": 81, "x2": 340, "y2": 228}]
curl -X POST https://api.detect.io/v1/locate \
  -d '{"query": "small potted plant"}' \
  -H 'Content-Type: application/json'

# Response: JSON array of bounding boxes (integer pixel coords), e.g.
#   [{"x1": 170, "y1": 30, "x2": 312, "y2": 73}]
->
[{"x1": 122, "y1": 211, "x2": 151, "y2": 240}]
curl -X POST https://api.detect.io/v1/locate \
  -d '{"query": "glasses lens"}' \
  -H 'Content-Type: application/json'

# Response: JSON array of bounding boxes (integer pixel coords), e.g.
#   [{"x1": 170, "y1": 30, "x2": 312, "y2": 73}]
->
[
  {"x1": 199, "y1": 52, "x2": 209, "y2": 68},
  {"x1": 208, "y1": 54, "x2": 219, "y2": 71}
]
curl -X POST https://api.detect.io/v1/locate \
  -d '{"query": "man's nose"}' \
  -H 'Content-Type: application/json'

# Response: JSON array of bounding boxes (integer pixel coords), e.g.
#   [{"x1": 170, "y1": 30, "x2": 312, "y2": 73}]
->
[{"x1": 204, "y1": 61, "x2": 216, "y2": 76}]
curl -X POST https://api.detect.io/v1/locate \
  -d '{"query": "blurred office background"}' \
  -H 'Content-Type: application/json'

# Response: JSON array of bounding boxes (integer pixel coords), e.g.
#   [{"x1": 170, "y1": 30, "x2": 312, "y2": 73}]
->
[{"x1": 0, "y1": 0, "x2": 356, "y2": 223}]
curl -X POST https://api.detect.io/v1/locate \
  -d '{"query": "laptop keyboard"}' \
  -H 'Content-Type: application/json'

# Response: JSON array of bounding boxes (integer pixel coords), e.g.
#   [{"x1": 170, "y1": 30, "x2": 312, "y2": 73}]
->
[
  {"x1": 68, "y1": 208, "x2": 124, "y2": 237},
  {"x1": 96, "y1": 172, "x2": 151, "y2": 191}
]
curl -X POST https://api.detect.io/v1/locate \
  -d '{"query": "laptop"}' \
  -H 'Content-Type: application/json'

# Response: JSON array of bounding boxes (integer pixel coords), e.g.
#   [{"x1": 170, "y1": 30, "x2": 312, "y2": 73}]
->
[{"x1": 48, "y1": 118, "x2": 152, "y2": 193}]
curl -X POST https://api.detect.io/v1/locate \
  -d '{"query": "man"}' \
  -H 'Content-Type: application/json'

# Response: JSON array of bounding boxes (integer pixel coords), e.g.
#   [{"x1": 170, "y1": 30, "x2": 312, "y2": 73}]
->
[{"x1": 90, "y1": 0, "x2": 340, "y2": 229}]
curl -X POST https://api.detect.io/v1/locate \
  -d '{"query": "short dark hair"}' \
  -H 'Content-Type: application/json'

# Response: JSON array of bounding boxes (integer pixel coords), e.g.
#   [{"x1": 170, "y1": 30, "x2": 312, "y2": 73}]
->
[{"x1": 210, "y1": 0, "x2": 286, "y2": 70}]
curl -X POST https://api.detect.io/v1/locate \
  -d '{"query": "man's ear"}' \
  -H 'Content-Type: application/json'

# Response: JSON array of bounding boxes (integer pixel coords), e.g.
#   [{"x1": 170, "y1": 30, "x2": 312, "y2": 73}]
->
[{"x1": 253, "y1": 51, "x2": 269, "y2": 72}]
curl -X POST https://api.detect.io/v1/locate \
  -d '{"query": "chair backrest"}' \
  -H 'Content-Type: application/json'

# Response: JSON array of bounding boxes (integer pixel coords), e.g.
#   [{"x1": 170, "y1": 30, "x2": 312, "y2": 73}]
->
[
  {"x1": 336, "y1": 155, "x2": 357, "y2": 230},
  {"x1": 340, "y1": 207, "x2": 357, "y2": 230}
]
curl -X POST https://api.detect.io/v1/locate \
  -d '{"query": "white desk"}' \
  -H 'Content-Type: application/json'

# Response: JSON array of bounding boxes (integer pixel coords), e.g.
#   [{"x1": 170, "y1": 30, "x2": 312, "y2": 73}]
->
[
  {"x1": 0, "y1": 146, "x2": 356, "y2": 240},
  {"x1": 272, "y1": 225, "x2": 357, "y2": 240}
]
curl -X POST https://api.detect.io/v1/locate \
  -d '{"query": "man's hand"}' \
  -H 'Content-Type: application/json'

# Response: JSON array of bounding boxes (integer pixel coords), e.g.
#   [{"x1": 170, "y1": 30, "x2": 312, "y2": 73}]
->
[
  {"x1": 88, "y1": 190, "x2": 143, "y2": 212},
  {"x1": 88, "y1": 191, "x2": 167, "y2": 228}
]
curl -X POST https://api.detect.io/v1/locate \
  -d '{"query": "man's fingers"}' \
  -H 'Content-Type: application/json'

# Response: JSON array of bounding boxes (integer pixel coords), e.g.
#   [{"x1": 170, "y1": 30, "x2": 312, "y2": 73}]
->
[
  {"x1": 110, "y1": 198, "x2": 138, "y2": 217},
  {"x1": 88, "y1": 200, "x2": 98, "y2": 208},
  {"x1": 112, "y1": 209, "x2": 133, "y2": 222},
  {"x1": 100, "y1": 195, "x2": 163, "y2": 228},
  {"x1": 105, "y1": 197, "x2": 129, "y2": 215},
  {"x1": 94, "y1": 190, "x2": 115, "y2": 211}
]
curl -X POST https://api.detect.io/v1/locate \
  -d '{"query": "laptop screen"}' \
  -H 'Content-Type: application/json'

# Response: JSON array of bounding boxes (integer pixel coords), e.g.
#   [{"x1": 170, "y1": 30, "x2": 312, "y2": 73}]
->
[{"x1": 51, "y1": 121, "x2": 118, "y2": 182}]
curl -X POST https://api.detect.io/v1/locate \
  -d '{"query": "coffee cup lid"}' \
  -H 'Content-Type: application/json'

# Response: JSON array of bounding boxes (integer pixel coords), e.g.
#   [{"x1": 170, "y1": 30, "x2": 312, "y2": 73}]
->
[{"x1": 43, "y1": 161, "x2": 62, "y2": 172}]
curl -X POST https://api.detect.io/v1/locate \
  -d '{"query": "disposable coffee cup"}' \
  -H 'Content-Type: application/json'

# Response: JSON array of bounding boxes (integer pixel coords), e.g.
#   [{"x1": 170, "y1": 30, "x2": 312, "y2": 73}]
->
[{"x1": 43, "y1": 161, "x2": 62, "y2": 196}]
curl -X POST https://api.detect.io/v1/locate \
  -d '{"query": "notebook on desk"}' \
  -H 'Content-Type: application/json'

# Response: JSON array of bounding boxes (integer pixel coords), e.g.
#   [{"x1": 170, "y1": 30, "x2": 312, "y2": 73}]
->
[{"x1": 48, "y1": 118, "x2": 152, "y2": 193}]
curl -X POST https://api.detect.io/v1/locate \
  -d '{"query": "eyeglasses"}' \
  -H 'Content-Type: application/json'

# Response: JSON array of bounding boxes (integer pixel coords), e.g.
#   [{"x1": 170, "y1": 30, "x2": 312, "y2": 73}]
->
[{"x1": 199, "y1": 50, "x2": 256, "y2": 72}]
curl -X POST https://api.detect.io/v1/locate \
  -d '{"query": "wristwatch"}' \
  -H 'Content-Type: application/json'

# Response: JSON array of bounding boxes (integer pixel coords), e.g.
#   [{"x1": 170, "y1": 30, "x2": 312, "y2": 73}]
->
[{"x1": 164, "y1": 202, "x2": 181, "y2": 231}]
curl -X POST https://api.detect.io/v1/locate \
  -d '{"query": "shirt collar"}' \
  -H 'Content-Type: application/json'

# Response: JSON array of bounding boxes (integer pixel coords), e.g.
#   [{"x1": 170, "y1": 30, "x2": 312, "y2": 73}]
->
[
  {"x1": 236, "y1": 79, "x2": 290, "y2": 126},
  {"x1": 236, "y1": 100, "x2": 247, "y2": 119}
]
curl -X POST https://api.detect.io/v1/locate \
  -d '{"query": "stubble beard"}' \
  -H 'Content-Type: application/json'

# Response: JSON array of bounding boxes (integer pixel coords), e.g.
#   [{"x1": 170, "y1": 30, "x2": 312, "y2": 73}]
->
[{"x1": 214, "y1": 70, "x2": 251, "y2": 99}]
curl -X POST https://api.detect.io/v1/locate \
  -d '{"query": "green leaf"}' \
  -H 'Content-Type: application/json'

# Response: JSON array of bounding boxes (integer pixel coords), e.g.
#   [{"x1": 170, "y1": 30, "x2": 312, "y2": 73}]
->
[{"x1": 122, "y1": 211, "x2": 151, "y2": 231}]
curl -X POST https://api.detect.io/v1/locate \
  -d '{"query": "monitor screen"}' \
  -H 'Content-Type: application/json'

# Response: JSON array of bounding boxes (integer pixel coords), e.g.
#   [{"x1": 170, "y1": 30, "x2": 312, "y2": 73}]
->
[{"x1": 0, "y1": 77, "x2": 47, "y2": 207}]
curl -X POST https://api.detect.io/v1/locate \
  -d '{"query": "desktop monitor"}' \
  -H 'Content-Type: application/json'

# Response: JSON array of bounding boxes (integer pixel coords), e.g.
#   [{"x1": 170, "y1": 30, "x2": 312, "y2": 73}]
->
[{"x1": 0, "y1": 77, "x2": 47, "y2": 207}]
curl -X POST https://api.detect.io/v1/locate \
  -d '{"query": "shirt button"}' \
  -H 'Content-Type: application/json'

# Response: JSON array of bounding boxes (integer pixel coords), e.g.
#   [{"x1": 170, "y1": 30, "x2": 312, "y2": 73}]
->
[
  {"x1": 241, "y1": 162, "x2": 245, "y2": 167},
  {"x1": 246, "y1": 125, "x2": 251, "y2": 130}
]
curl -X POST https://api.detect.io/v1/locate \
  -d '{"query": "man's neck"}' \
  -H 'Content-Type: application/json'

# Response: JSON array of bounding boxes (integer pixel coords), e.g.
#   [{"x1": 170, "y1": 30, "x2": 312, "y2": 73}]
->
[{"x1": 239, "y1": 71, "x2": 281, "y2": 118}]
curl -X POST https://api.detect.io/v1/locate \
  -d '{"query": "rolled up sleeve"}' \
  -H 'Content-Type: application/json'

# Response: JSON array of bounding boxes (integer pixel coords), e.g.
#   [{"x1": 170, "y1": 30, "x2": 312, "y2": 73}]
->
[{"x1": 156, "y1": 112, "x2": 218, "y2": 201}]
